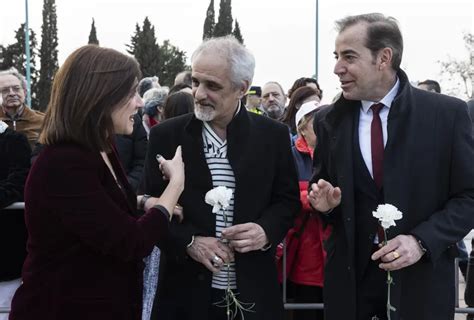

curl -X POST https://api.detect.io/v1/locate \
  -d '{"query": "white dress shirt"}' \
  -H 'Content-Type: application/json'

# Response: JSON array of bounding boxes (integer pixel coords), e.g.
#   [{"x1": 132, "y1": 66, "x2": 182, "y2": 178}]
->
[{"x1": 358, "y1": 78, "x2": 400, "y2": 177}]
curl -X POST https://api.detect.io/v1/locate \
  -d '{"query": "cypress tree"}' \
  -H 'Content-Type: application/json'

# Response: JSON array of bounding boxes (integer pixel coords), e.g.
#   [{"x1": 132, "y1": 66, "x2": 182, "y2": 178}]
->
[
  {"x1": 0, "y1": 46, "x2": 5, "y2": 67},
  {"x1": 127, "y1": 17, "x2": 161, "y2": 78},
  {"x1": 213, "y1": 0, "x2": 233, "y2": 37},
  {"x1": 126, "y1": 24, "x2": 141, "y2": 55},
  {"x1": 88, "y1": 18, "x2": 99, "y2": 45},
  {"x1": 127, "y1": 18, "x2": 189, "y2": 86},
  {"x1": 37, "y1": 0, "x2": 59, "y2": 111},
  {"x1": 202, "y1": 0, "x2": 215, "y2": 40},
  {"x1": 232, "y1": 19, "x2": 244, "y2": 44},
  {"x1": 157, "y1": 40, "x2": 188, "y2": 87}
]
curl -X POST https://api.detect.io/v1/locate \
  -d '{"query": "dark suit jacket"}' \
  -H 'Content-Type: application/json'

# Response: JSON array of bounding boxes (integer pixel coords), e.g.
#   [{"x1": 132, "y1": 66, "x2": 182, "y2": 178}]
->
[
  {"x1": 143, "y1": 107, "x2": 300, "y2": 320},
  {"x1": 0, "y1": 128, "x2": 31, "y2": 208},
  {"x1": 114, "y1": 113, "x2": 148, "y2": 192},
  {"x1": 311, "y1": 70, "x2": 474, "y2": 320},
  {"x1": 0, "y1": 128, "x2": 31, "y2": 280},
  {"x1": 10, "y1": 143, "x2": 170, "y2": 320}
]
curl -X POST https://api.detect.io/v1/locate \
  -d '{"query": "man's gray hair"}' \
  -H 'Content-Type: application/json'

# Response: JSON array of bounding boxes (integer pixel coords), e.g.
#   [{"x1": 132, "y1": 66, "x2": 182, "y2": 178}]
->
[
  {"x1": 191, "y1": 36, "x2": 255, "y2": 88},
  {"x1": 0, "y1": 67, "x2": 27, "y2": 90},
  {"x1": 263, "y1": 81, "x2": 286, "y2": 96}
]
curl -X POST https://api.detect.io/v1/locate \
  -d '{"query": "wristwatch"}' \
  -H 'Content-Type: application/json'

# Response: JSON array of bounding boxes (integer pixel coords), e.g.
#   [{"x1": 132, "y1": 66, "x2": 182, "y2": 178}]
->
[{"x1": 416, "y1": 238, "x2": 428, "y2": 255}]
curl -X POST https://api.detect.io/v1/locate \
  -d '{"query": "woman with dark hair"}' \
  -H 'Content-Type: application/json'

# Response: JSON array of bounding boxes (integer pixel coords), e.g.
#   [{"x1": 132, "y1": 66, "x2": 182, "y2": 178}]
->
[
  {"x1": 287, "y1": 77, "x2": 323, "y2": 100},
  {"x1": 9, "y1": 45, "x2": 184, "y2": 320},
  {"x1": 282, "y1": 86, "x2": 320, "y2": 136},
  {"x1": 163, "y1": 91, "x2": 194, "y2": 120}
]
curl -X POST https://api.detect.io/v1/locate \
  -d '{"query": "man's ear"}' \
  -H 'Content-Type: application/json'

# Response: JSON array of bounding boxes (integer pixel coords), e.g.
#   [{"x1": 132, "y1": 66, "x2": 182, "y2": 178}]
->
[
  {"x1": 239, "y1": 80, "x2": 250, "y2": 99},
  {"x1": 379, "y1": 47, "x2": 393, "y2": 70}
]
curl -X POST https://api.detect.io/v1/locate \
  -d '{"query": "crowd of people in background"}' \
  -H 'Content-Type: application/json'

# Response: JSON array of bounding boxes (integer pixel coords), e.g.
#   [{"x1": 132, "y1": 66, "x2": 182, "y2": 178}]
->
[{"x1": 1, "y1": 12, "x2": 474, "y2": 320}]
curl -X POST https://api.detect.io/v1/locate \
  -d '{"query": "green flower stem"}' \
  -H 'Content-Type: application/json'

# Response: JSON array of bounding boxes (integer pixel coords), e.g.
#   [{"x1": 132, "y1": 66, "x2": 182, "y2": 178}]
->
[
  {"x1": 214, "y1": 209, "x2": 255, "y2": 320},
  {"x1": 383, "y1": 228, "x2": 397, "y2": 320}
]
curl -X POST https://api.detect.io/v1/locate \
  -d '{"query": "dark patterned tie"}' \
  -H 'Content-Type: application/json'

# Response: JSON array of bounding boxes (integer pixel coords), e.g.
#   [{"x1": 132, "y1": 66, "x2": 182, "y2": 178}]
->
[{"x1": 371, "y1": 103, "x2": 385, "y2": 243}]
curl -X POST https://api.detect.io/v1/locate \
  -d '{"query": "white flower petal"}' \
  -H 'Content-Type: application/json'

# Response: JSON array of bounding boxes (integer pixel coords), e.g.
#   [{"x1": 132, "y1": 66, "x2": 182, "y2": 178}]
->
[
  {"x1": 372, "y1": 203, "x2": 403, "y2": 231},
  {"x1": 205, "y1": 186, "x2": 233, "y2": 214}
]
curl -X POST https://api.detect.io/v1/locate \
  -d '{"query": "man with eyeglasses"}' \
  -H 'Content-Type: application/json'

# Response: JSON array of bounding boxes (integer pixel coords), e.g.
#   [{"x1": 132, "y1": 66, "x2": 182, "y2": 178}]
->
[{"x1": 0, "y1": 68, "x2": 44, "y2": 148}]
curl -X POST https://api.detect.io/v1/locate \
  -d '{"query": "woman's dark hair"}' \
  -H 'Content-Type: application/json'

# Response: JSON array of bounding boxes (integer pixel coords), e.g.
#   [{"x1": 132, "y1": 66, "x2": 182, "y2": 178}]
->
[
  {"x1": 282, "y1": 86, "x2": 320, "y2": 135},
  {"x1": 288, "y1": 77, "x2": 322, "y2": 100},
  {"x1": 168, "y1": 82, "x2": 192, "y2": 95},
  {"x1": 163, "y1": 92, "x2": 194, "y2": 120},
  {"x1": 39, "y1": 45, "x2": 141, "y2": 152}
]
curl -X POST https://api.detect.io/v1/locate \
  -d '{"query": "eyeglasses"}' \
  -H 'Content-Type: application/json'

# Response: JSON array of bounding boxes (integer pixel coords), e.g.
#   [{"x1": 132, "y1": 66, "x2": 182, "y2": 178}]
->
[{"x1": 0, "y1": 85, "x2": 22, "y2": 95}]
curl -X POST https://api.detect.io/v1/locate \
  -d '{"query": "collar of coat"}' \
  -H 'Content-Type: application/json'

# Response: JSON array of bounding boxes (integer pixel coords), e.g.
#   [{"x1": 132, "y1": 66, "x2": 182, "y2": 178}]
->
[{"x1": 321, "y1": 69, "x2": 415, "y2": 132}]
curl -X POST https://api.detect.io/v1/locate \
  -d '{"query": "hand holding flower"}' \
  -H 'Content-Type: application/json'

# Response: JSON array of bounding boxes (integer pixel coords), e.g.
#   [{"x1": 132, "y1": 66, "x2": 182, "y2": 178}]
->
[
  {"x1": 186, "y1": 236, "x2": 234, "y2": 273},
  {"x1": 371, "y1": 234, "x2": 425, "y2": 271},
  {"x1": 371, "y1": 203, "x2": 404, "y2": 320},
  {"x1": 221, "y1": 223, "x2": 269, "y2": 253}
]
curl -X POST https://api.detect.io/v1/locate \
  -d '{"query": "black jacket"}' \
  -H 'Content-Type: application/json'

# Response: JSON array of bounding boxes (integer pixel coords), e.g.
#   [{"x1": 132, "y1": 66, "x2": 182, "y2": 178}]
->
[
  {"x1": 0, "y1": 127, "x2": 31, "y2": 280},
  {"x1": 114, "y1": 113, "x2": 148, "y2": 192},
  {"x1": 311, "y1": 70, "x2": 474, "y2": 320},
  {"x1": 0, "y1": 127, "x2": 31, "y2": 208},
  {"x1": 143, "y1": 107, "x2": 300, "y2": 320}
]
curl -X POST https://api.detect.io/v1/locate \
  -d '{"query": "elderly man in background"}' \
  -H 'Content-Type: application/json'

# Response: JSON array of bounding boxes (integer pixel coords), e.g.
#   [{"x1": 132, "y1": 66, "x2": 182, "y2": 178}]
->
[
  {"x1": 261, "y1": 81, "x2": 287, "y2": 121},
  {"x1": 142, "y1": 36, "x2": 300, "y2": 320},
  {"x1": 0, "y1": 68, "x2": 44, "y2": 148}
]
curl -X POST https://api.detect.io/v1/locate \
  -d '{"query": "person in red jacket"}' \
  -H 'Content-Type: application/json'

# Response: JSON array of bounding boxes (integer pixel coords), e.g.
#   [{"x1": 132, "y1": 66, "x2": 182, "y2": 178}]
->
[{"x1": 286, "y1": 101, "x2": 329, "y2": 320}]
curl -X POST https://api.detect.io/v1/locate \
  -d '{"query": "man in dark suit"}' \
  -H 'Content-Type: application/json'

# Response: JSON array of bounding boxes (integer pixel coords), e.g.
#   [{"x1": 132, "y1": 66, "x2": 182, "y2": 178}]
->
[
  {"x1": 308, "y1": 13, "x2": 474, "y2": 320},
  {"x1": 142, "y1": 36, "x2": 300, "y2": 320}
]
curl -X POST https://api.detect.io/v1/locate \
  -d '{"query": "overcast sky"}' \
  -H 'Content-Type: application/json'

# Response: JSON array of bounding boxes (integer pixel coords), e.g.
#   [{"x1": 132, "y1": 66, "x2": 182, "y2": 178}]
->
[{"x1": 1, "y1": 0, "x2": 473, "y2": 102}]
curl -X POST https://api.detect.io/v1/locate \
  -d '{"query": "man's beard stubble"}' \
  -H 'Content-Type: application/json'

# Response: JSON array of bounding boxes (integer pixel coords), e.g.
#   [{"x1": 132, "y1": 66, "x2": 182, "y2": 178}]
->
[
  {"x1": 266, "y1": 105, "x2": 284, "y2": 119},
  {"x1": 194, "y1": 104, "x2": 216, "y2": 122}
]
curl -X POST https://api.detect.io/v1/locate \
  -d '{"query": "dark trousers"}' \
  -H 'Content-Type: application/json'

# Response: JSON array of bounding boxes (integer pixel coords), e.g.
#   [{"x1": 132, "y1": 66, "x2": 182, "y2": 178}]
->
[
  {"x1": 287, "y1": 282, "x2": 324, "y2": 320},
  {"x1": 152, "y1": 289, "x2": 237, "y2": 320},
  {"x1": 356, "y1": 258, "x2": 388, "y2": 320}
]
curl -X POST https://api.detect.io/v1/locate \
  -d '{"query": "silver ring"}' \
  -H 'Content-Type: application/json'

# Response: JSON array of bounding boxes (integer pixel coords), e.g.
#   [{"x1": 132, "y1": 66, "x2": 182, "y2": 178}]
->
[{"x1": 213, "y1": 255, "x2": 221, "y2": 263}]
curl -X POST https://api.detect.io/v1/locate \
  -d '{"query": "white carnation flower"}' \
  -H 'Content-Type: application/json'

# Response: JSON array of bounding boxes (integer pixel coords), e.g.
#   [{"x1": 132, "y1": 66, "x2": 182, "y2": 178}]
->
[
  {"x1": 372, "y1": 203, "x2": 403, "y2": 230},
  {"x1": 0, "y1": 121, "x2": 8, "y2": 134},
  {"x1": 205, "y1": 186, "x2": 233, "y2": 213}
]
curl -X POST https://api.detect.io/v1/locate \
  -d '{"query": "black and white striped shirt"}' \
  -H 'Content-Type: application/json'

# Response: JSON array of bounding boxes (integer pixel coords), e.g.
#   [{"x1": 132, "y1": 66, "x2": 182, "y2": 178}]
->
[{"x1": 202, "y1": 121, "x2": 237, "y2": 290}]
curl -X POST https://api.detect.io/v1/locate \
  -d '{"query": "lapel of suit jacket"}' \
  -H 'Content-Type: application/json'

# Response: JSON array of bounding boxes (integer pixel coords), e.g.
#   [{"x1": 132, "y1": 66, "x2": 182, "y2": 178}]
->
[
  {"x1": 226, "y1": 106, "x2": 249, "y2": 179},
  {"x1": 324, "y1": 98, "x2": 358, "y2": 261},
  {"x1": 383, "y1": 70, "x2": 413, "y2": 227},
  {"x1": 183, "y1": 116, "x2": 213, "y2": 192}
]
